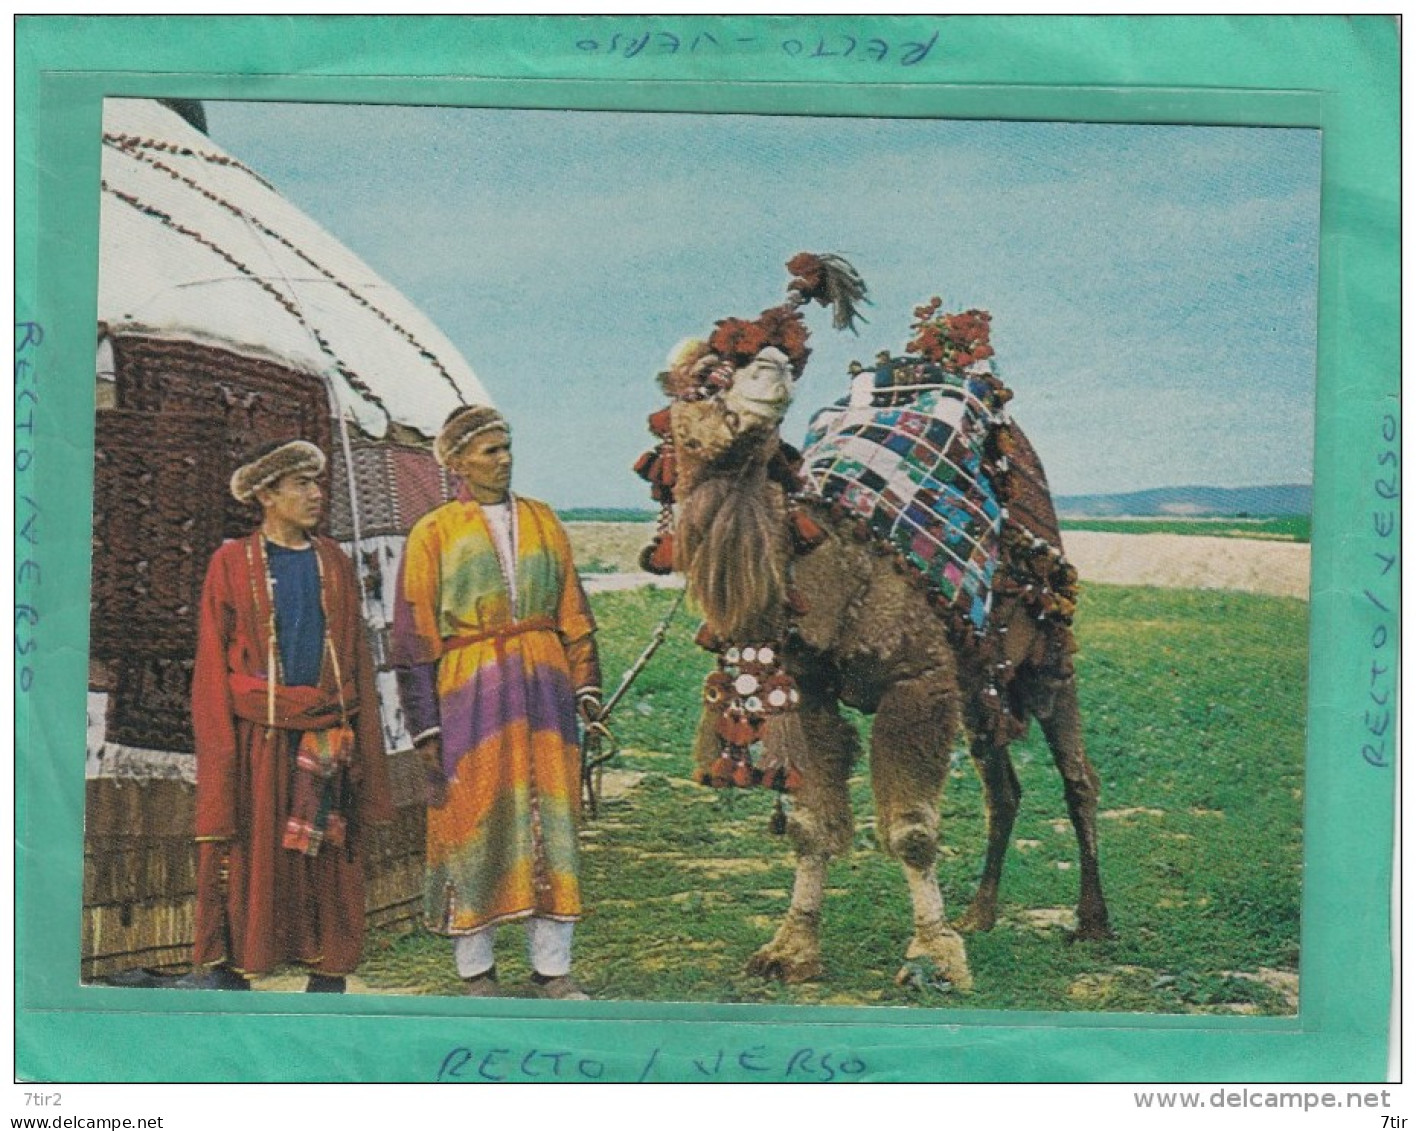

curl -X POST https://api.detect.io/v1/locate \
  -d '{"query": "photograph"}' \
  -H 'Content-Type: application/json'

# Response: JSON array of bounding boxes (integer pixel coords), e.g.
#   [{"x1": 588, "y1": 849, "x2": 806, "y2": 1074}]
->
[
  {"x1": 13, "y1": 11, "x2": 1400, "y2": 1099},
  {"x1": 84, "y1": 94, "x2": 1319, "y2": 1016}
]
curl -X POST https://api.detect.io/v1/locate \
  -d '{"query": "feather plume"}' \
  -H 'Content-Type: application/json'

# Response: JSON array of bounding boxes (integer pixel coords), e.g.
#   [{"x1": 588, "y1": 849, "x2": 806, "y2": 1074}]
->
[{"x1": 786, "y1": 251, "x2": 870, "y2": 333}]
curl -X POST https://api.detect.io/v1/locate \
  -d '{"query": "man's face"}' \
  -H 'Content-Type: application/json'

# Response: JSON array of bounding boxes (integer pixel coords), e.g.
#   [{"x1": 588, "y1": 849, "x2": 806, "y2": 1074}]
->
[
  {"x1": 452, "y1": 428, "x2": 513, "y2": 504},
  {"x1": 257, "y1": 470, "x2": 323, "y2": 533}
]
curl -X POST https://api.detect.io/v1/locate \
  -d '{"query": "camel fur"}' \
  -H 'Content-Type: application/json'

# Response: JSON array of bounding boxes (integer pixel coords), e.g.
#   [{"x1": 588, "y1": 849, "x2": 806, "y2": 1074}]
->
[{"x1": 655, "y1": 260, "x2": 1111, "y2": 990}]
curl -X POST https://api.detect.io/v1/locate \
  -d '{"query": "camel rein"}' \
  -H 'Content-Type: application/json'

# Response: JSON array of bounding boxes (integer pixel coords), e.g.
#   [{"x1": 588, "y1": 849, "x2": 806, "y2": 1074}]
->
[{"x1": 580, "y1": 586, "x2": 686, "y2": 817}]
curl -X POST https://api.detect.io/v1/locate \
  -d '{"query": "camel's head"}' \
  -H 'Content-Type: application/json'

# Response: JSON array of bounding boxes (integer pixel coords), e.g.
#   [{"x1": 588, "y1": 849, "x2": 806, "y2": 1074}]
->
[
  {"x1": 655, "y1": 249, "x2": 869, "y2": 481},
  {"x1": 659, "y1": 339, "x2": 796, "y2": 480},
  {"x1": 632, "y1": 253, "x2": 869, "y2": 570},
  {"x1": 723, "y1": 346, "x2": 795, "y2": 424}
]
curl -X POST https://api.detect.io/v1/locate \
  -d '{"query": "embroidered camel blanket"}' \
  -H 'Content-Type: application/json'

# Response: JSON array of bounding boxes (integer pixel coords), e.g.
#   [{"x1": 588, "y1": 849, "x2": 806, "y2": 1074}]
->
[{"x1": 799, "y1": 378, "x2": 1002, "y2": 631}]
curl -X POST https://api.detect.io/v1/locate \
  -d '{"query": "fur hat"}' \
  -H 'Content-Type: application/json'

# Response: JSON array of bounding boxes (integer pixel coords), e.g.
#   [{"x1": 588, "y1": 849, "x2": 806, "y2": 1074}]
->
[
  {"x1": 435, "y1": 404, "x2": 510, "y2": 467},
  {"x1": 229, "y1": 440, "x2": 326, "y2": 504}
]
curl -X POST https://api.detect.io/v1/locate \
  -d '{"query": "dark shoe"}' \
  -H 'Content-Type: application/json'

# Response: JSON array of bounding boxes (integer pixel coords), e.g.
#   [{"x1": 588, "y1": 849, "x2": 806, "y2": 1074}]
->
[
  {"x1": 462, "y1": 967, "x2": 508, "y2": 998},
  {"x1": 305, "y1": 974, "x2": 346, "y2": 994},
  {"x1": 99, "y1": 968, "x2": 184, "y2": 989},
  {"x1": 173, "y1": 966, "x2": 250, "y2": 991},
  {"x1": 532, "y1": 974, "x2": 590, "y2": 1001}
]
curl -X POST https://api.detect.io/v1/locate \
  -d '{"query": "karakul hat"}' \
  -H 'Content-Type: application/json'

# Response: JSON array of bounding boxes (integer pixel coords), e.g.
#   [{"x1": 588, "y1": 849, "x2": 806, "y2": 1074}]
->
[
  {"x1": 435, "y1": 404, "x2": 510, "y2": 467},
  {"x1": 230, "y1": 440, "x2": 326, "y2": 504}
]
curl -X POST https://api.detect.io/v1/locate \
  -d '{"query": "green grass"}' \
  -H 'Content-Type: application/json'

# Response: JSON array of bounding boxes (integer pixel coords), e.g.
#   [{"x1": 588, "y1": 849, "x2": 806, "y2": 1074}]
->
[
  {"x1": 1060, "y1": 516, "x2": 1310, "y2": 542},
  {"x1": 557, "y1": 507, "x2": 658, "y2": 523},
  {"x1": 361, "y1": 583, "x2": 1308, "y2": 1014}
]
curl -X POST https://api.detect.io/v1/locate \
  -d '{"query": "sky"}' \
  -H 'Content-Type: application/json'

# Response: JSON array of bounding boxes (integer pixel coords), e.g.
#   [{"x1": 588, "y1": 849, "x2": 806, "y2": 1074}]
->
[{"x1": 204, "y1": 101, "x2": 1321, "y2": 510}]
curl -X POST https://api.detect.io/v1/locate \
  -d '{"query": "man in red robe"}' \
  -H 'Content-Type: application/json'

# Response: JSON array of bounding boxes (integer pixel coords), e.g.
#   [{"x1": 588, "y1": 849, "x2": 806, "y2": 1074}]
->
[{"x1": 184, "y1": 439, "x2": 393, "y2": 992}]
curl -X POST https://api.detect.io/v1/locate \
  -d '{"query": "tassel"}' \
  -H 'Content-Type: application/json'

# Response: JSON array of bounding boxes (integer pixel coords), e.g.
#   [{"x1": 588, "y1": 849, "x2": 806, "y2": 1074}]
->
[
  {"x1": 760, "y1": 708, "x2": 806, "y2": 795},
  {"x1": 639, "y1": 533, "x2": 676, "y2": 575},
  {"x1": 769, "y1": 795, "x2": 788, "y2": 836},
  {"x1": 718, "y1": 715, "x2": 759, "y2": 748},
  {"x1": 647, "y1": 406, "x2": 673, "y2": 438},
  {"x1": 654, "y1": 448, "x2": 677, "y2": 493},
  {"x1": 633, "y1": 445, "x2": 678, "y2": 502},
  {"x1": 788, "y1": 507, "x2": 827, "y2": 552}
]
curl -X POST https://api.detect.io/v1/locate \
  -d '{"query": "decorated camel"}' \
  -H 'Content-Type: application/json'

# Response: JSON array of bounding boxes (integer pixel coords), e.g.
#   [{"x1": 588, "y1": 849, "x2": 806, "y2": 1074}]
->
[{"x1": 633, "y1": 254, "x2": 1111, "y2": 989}]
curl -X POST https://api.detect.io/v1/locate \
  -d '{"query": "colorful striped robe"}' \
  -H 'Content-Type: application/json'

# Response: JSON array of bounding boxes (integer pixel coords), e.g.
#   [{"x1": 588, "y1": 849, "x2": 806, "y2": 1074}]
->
[{"x1": 391, "y1": 494, "x2": 600, "y2": 934}]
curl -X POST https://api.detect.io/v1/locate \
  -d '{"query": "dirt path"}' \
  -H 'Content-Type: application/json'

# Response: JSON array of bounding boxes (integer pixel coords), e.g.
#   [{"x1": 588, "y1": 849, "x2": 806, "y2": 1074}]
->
[
  {"x1": 584, "y1": 572, "x2": 684, "y2": 593},
  {"x1": 1060, "y1": 532, "x2": 1309, "y2": 601},
  {"x1": 570, "y1": 523, "x2": 1311, "y2": 601}
]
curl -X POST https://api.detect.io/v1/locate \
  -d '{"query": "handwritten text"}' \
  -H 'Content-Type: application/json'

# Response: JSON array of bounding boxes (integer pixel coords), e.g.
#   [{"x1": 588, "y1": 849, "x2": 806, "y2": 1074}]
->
[
  {"x1": 574, "y1": 27, "x2": 939, "y2": 68},
  {"x1": 1361, "y1": 410, "x2": 1397, "y2": 768},
  {"x1": 437, "y1": 1043, "x2": 867, "y2": 1083},
  {"x1": 15, "y1": 322, "x2": 42, "y2": 695}
]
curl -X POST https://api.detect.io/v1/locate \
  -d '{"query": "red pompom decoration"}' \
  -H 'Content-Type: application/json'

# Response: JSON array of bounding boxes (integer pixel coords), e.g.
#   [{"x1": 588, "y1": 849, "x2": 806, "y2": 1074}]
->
[
  {"x1": 788, "y1": 507, "x2": 827, "y2": 552},
  {"x1": 647, "y1": 406, "x2": 673, "y2": 437},
  {"x1": 639, "y1": 532, "x2": 676, "y2": 575}
]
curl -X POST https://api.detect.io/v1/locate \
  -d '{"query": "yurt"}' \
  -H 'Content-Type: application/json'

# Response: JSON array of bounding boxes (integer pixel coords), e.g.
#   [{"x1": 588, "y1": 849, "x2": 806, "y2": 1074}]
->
[{"x1": 85, "y1": 98, "x2": 490, "y2": 977}]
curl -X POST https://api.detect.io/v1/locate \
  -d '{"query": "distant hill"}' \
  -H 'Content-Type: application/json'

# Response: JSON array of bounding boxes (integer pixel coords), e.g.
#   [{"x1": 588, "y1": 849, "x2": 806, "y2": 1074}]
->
[
  {"x1": 1055, "y1": 484, "x2": 1311, "y2": 518},
  {"x1": 559, "y1": 507, "x2": 657, "y2": 523},
  {"x1": 561, "y1": 487, "x2": 1313, "y2": 523}
]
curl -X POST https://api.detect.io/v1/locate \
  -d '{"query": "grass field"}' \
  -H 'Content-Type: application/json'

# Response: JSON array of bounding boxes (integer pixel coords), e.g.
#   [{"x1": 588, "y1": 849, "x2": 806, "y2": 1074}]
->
[
  {"x1": 558, "y1": 507, "x2": 658, "y2": 524},
  {"x1": 360, "y1": 583, "x2": 1308, "y2": 1014},
  {"x1": 1058, "y1": 516, "x2": 1310, "y2": 542},
  {"x1": 559, "y1": 517, "x2": 1313, "y2": 580}
]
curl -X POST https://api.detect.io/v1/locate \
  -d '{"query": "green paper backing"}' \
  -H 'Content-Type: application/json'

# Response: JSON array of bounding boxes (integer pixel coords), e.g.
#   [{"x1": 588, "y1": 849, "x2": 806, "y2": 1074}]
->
[{"x1": 14, "y1": 15, "x2": 1397, "y2": 1082}]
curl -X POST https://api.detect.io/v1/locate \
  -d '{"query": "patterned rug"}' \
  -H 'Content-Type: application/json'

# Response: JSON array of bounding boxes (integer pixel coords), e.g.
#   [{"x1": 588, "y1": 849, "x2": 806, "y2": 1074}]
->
[{"x1": 799, "y1": 376, "x2": 1002, "y2": 630}]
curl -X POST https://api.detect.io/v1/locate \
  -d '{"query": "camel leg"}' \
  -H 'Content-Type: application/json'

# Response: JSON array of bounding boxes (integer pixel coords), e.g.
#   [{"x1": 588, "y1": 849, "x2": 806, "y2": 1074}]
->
[
  {"x1": 955, "y1": 737, "x2": 1022, "y2": 933},
  {"x1": 1037, "y1": 678, "x2": 1113, "y2": 939},
  {"x1": 746, "y1": 855, "x2": 829, "y2": 983},
  {"x1": 872, "y1": 672, "x2": 973, "y2": 992},
  {"x1": 746, "y1": 694, "x2": 857, "y2": 983}
]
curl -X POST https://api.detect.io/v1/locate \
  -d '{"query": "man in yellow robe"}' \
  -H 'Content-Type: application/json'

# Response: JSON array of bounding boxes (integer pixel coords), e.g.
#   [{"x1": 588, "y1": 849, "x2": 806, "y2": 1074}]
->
[{"x1": 392, "y1": 406, "x2": 602, "y2": 999}]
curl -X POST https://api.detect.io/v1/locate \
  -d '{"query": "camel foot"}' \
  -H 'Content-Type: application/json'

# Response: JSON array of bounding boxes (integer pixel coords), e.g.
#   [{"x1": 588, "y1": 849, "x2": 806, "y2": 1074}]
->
[
  {"x1": 1070, "y1": 919, "x2": 1117, "y2": 943},
  {"x1": 896, "y1": 925, "x2": 973, "y2": 993},
  {"x1": 953, "y1": 900, "x2": 998, "y2": 934},
  {"x1": 746, "y1": 912, "x2": 824, "y2": 983}
]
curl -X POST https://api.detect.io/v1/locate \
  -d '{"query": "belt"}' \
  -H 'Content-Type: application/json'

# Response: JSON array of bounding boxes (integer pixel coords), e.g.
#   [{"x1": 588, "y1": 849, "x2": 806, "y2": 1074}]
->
[
  {"x1": 227, "y1": 675, "x2": 360, "y2": 730},
  {"x1": 443, "y1": 616, "x2": 556, "y2": 654}
]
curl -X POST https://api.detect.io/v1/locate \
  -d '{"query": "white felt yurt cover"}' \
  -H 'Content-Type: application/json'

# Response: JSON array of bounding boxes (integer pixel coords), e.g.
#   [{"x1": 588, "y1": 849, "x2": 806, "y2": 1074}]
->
[{"x1": 98, "y1": 98, "x2": 490, "y2": 437}]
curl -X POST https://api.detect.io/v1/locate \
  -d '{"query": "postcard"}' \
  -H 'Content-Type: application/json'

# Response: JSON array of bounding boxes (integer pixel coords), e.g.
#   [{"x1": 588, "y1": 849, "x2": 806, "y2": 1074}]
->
[{"x1": 15, "y1": 15, "x2": 1397, "y2": 1087}]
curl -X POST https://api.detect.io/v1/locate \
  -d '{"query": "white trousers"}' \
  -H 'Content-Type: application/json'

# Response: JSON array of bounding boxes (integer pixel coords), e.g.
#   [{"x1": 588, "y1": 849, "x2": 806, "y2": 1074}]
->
[{"x1": 454, "y1": 917, "x2": 574, "y2": 979}]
